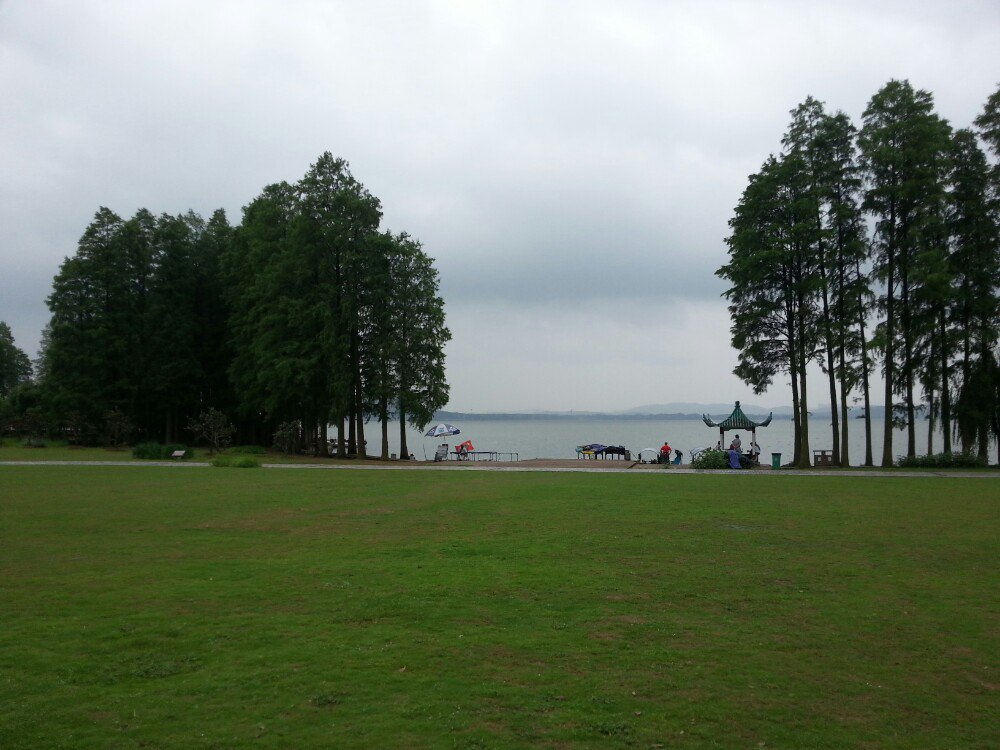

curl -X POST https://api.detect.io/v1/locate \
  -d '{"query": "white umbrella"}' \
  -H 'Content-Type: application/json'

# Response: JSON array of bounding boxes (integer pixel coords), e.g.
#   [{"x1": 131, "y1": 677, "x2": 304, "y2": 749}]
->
[{"x1": 424, "y1": 423, "x2": 461, "y2": 438}]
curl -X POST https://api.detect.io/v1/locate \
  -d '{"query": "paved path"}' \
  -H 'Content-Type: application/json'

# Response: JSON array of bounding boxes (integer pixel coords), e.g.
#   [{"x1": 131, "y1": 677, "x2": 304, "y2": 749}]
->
[{"x1": 2, "y1": 460, "x2": 999, "y2": 479}]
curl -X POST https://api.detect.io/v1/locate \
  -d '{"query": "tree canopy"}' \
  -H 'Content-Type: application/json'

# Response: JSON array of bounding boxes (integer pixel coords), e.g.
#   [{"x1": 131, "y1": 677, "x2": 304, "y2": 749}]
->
[
  {"x1": 722, "y1": 80, "x2": 1000, "y2": 466},
  {"x1": 27, "y1": 153, "x2": 450, "y2": 454}
]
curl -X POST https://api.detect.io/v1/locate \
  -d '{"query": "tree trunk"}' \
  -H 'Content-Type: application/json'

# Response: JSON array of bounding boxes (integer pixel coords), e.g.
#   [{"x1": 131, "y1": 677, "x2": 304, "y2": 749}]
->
[
  {"x1": 978, "y1": 342, "x2": 990, "y2": 461},
  {"x1": 398, "y1": 400, "x2": 409, "y2": 458},
  {"x1": 899, "y1": 259, "x2": 916, "y2": 459},
  {"x1": 355, "y1": 382, "x2": 366, "y2": 459},
  {"x1": 347, "y1": 406, "x2": 357, "y2": 455},
  {"x1": 838, "y1": 358, "x2": 850, "y2": 467},
  {"x1": 855, "y1": 260, "x2": 874, "y2": 467},
  {"x1": 336, "y1": 414, "x2": 346, "y2": 458},
  {"x1": 797, "y1": 361, "x2": 810, "y2": 468},
  {"x1": 826, "y1": 353, "x2": 840, "y2": 464},
  {"x1": 927, "y1": 389, "x2": 935, "y2": 454},
  {"x1": 818, "y1": 249, "x2": 840, "y2": 464},
  {"x1": 881, "y1": 253, "x2": 896, "y2": 468},
  {"x1": 320, "y1": 422, "x2": 329, "y2": 458},
  {"x1": 796, "y1": 288, "x2": 811, "y2": 469},
  {"x1": 786, "y1": 278, "x2": 800, "y2": 467},
  {"x1": 305, "y1": 416, "x2": 316, "y2": 456},
  {"x1": 380, "y1": 394, "x2": 389, "y2": 460},
  {"x1": 836, "y1": 254, "x2": 850, "y2": 467},
  {"x1": 351, "y1": 324, "x2": 365, "y2": 458},
  {"x1": 939, "y1": 311, "x2": 952, "y2": 453}
]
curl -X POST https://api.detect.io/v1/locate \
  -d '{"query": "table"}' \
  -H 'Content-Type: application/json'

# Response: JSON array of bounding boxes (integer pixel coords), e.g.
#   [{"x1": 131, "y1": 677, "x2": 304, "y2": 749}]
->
[
  {"x1": 449, "y1": 451, "x2": 520, "y2": 462},
  {"x1": 451, "y1": 450, "x2": 497, "y2": 462}
]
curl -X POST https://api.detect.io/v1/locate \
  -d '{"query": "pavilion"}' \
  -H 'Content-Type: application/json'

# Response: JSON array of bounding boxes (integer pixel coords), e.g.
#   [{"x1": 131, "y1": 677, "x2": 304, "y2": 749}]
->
[{"x1": 702, "y1": 401, "x2": 773, "y2": 448}]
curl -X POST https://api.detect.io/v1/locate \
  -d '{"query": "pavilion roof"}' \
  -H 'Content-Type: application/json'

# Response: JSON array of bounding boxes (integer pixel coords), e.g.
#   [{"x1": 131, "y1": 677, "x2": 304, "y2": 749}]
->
[{"x1": 702, "y1": 401, "x2": 773, "y2": 430}]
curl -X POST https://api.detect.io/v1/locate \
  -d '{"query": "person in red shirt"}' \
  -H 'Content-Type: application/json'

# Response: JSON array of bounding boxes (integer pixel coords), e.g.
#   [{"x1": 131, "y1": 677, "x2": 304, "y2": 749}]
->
[{"x1": 659, "y1": 441, "x2": 672, "y2": 463}]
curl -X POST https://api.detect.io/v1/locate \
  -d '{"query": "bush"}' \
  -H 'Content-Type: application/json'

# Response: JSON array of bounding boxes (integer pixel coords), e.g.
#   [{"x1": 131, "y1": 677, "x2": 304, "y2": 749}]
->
[
  {"x1": 187, "y1": 408, "x2": 235, "y2": 455},
  {"x1": 229, "y1": 445, "x2": 266, "y2": 455},
  {"x1": 212, "y1": 455, "x2": 261, "y2": 468},
  {"x1": 104, "y1": 408, "x2": 134, "y2": 448},
  {"x1": 272, "y1": 421, "x2": 299, "y2": 454},
  {"x1": 691, "y1": 449, "x2": 731, "y2": 469},
  {"x1": 132, "y1": 443, "x2": 189, "y2": 460},
  {"x1": 896, "y1": 451, "x2": 988, "y2": 469}
]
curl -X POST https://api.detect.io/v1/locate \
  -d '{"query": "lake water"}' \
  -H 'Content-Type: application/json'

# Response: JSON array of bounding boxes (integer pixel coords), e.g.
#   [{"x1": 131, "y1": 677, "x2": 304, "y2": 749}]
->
[{"x1": 366, "y1": 416, "x2": 994, "y2": 464}]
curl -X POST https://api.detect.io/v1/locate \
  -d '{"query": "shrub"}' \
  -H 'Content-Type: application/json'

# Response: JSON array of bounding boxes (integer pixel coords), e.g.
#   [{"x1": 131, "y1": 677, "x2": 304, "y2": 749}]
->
[
  {"x1": 229, "y1": 445, "x2": 266, "y2": 455},
  {"x1": 132, "y1": 443, "x2": 189, "y2": 460},
  {"x1": 104, "y1": 408, "x2": 134, "y2": 448},
  {"x1": 212, "y1": 455, "x2": 260, "y2": 468},
  {"x1": 896, "y1": 451, "x2": 988, "y2": 469},
  {"x1": 133, "y1": 442, "x2": 162, "y2": 459},
  {"x1": 187, "y1": 408, "x2": 235, "y2": 455},
  {"x1": 691, "y1": 449, "x2": 730, "y2": 470},
  {"x1": 273, "y1": 421, "x2": 299, "y2": 454}
]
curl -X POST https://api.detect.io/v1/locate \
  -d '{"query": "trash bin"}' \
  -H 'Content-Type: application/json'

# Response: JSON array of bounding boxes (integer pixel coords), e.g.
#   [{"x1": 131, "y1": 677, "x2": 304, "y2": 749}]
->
[{"x1": 771, "y1": 453, "x2": 782, "y2": 470}]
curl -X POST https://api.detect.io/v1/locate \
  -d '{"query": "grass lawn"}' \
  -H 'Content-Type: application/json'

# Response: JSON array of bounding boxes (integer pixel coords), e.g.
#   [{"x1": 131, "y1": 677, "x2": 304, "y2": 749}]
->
[
  {"x1": 0, "y1": 441, "x2": 369, "y2": 465},
  {"x1": 1, "y1": 467, "x2": 997, "y2": 749}
]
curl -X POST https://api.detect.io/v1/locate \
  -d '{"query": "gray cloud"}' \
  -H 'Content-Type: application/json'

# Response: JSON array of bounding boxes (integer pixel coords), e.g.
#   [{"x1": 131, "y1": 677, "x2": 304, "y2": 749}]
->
[{"x1": 2, "y1": 0, "x2": 998, "y2": 407}]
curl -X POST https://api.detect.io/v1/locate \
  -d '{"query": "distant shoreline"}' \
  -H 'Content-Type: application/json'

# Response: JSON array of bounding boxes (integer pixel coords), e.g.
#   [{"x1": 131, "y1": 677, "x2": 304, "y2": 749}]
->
[{"x1": 432, "y1": 408, "x2": 888, "y2": 422}]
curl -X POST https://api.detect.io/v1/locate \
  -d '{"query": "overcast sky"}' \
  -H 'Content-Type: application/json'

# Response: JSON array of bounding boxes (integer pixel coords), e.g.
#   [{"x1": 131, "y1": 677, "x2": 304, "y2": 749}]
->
[{"x1": 1, "y1": 1, "x2": 998, "y2": 411}]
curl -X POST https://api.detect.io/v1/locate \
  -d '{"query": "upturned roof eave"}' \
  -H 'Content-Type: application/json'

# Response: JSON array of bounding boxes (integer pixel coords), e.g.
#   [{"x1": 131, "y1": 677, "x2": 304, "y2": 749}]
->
[{"x1": 703, "y1": 403, "x2": 773, "y2": 430}]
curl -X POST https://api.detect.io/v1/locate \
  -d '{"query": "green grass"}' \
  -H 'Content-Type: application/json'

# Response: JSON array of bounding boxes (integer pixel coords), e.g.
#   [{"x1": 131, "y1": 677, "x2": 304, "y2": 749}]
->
[
  {"x1": 211, "y1": 454, "x2": 262, "y2": 468},
  {"x1": 0, "y1": 441, "x2": 389, "y2": 464},
  {"x1": 1, "y1": 468, "x2": 997, "y2": 748}
]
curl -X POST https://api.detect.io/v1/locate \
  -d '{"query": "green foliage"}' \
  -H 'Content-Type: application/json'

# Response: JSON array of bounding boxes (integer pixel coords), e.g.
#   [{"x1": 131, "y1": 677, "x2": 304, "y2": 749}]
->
[
  {"x1": 973, "y1": 83, "x2": 1000, "y2": 158},
  {"x1": 228, "y1": 445, "x2": 266, "y2": 455},
  {"x1": 211, "y1": 454, "x2": 260, "y2": 468},
  {"x1": 103, "y1": 408, "x2": 134, "y2": 448},
  {"x1": 187, "y1": 408, "x2": 235, "y2": 455},
  {"x1": 691, "y1": 449, "x2": 731, "y2": 469},
  {"x1": 131, "y1": 443, "x2": 189, "y2": 460},
  {"x1": 220, "y1": 154, "x2": 449, "y2": 460},
  {"x1": 272, "y1": 421, "x2": 299, "y2": 454},
  {"x1": 724, "y1": 81, "x2": 1000, "y2": 469},
  {"x1": 896, "y1": 451, "x2": 987, "y2": 469},
  {"x1": 40, "y1": 207, "x2": 235, "y2": 442},
  {"x1": 0, "y1": 321, "x2": 33, "y2": 398},
  {"x1": 35, "y1": 153, "x2": 450, "y2": 459},
  {"x1": 954, "y1": 353, "x2": 1000, "y2": 458},
  {"x1": 860, "y1": 79, "x2": 952, "y2": 463}
]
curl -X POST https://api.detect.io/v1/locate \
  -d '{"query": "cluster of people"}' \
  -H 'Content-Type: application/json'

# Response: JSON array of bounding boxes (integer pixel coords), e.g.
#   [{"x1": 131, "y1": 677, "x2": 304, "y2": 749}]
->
[
  {"x1": 715, "y1": 434, "x2": 761, "y2": 456},
  {"x1": 715, "y1": 434, "x2": 762, "y2": 468}
]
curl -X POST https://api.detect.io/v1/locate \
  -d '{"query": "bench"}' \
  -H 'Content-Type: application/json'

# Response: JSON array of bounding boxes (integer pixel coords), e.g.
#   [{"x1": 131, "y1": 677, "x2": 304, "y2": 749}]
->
[
  {"x1": 813, "y1": 449, "x2": 832, "y2": 467},
  {"x1": 171, "y1": 450, "x2": 187, "y2": 460}
]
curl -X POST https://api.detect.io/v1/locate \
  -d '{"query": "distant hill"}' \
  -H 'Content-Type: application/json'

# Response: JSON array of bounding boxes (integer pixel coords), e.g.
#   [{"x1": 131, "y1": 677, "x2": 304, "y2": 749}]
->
[
  {"x1": 618, "y1": 402, "x2": 789, "y2": 417},
  {"x1": 434, "y1": 403, "x2": 887, "y2": 421}
]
